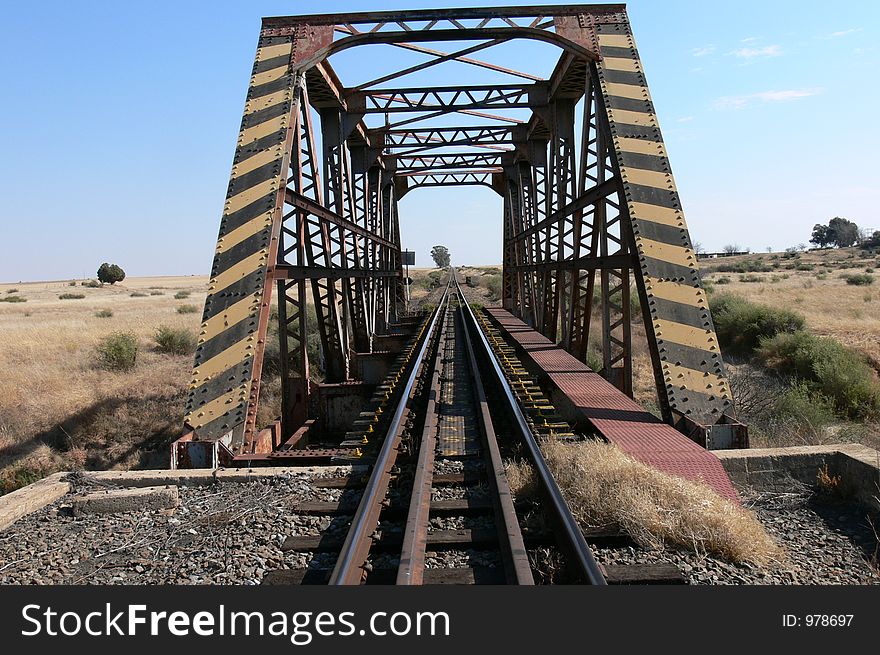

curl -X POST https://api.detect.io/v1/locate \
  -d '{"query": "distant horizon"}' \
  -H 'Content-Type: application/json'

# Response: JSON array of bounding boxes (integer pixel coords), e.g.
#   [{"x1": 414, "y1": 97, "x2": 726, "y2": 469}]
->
[
  {"x1": 2, "y1": 0, "x2": 878, "y2": 281},
  {"x1": 5, "y1": 245, "x2": 874, "y2": 286}
]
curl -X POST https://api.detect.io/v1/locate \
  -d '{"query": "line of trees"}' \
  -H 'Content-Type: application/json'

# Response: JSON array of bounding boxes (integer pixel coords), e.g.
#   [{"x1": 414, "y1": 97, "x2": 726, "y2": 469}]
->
[{"x1": 809, "y1": 217, "x2": 861, "y2": 248}]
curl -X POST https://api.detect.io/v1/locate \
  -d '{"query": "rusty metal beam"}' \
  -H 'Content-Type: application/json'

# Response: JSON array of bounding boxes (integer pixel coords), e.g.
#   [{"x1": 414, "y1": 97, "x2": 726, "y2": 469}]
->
[
  {"x1": 511, "y1": 178, "x2": 618, "y2": 242},
  {"x1": 351, "y1": 38, "x2": 536, "y2": 91},
  {"x1": 378, "y1": 126, "x2": 516, "y2": 150},
  {"x1": 512, "y1": 253, "x2": 632, "y2": 272},
  {"x1": 263, "y1": 5, "x2": 627, "y2": 26},
  {"x1": 352, "y1": 84, "x2": 546, "y2": 114},
  {"x1": 275, "y1": 265, "x2": 400, "y2": 280},
  {"x1": 285, "y1": 189, "x2": 398, "y2": 250}
]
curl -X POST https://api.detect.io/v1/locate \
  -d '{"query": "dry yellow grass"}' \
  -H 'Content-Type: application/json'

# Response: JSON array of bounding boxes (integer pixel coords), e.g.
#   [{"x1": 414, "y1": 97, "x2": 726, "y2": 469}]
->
[
  {"x1": 0, "y1": 276, "x2": 208, "y2": 492},
  {"x1": 702, "y1": 249, "x2": 880, "y2": 364},
  {"x1": 507, "y1": 439, "x2": 783, "y2": 566}
]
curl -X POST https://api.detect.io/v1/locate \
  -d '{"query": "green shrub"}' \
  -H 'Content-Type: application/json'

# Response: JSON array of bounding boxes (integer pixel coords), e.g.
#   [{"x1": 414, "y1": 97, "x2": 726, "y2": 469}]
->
[
  {"x1": 758, "y1": 331, "x2": 880, "y2": 419},
  {"x1": 865, "y1": 268, "x2": 875, "y2": 273},
  {"x1": 630, "y1": 290, "x2": 642, "y2": 318},
  {"x1": 58, "y1": 293, "x2": 85, "y2": 300},
  {"x1": 738, "y1": 274, "x2": 765, "y2": 283},
  {"x1": 795, "y1": 263, "x2": 814, "y2": 271},
  {"x1": 0, "y1": 295, "x2": 26, "y2": 303},
  {"x1": 771, "y1": 382, "x2": 836, "y2": 431},
  {"x1": 711, "y1": 294, "x2": 805, "y2": 355},
  {"x1": 842, "y1": 273, "x2": 874, "y2": 286},
  {"x1": 484, "y1": 274, "x2": 502, "y2": 301},
  {"x1": 715, "y1": 276, "x2": 731, "y2": 285},
  {"x1": 713, "y1": 260, "x2": 773, "y2": 274},
  {"x1": 82, "y1": 279, "x2": 101, "y2": 288},
  {"x1": 95, "y1": 331, "x2": 138, "y2": 371},
  {"x1": 149, "y1": 291, "x2": 164, "y2": 296},
  {"x1": 94, "y1": 309, "x2": 113, "y2": 318},
  {"x1": 173, "y1": 290, "x2": 190, "y2": 300},
  {"x1": 130, "y1": 291, "x2": 148, "y2": 297},
  {"x1": 6, "y1": 288, "x2": 18, "y2": 293},
  {"x1": 419, "y1": 270, "x2": 443, "y2": 291},
  {"x1": 176, "y1": 304, "x2": 198, "y2": 314},
  {"x1": 68, "y1": 281, "x2": 77, "y2": 286},
  {"x1": 816, "y1": 273, "x2": 828, "y2": 280},
  {"x1": 154, "y1": 325, "x2": 197, "y2": 355}
]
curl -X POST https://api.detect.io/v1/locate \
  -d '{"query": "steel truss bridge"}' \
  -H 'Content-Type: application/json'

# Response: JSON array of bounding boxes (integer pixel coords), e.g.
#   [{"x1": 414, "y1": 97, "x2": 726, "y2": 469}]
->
[{"x1": 172, "y1": 4, "x2": 746, "y2": 469}]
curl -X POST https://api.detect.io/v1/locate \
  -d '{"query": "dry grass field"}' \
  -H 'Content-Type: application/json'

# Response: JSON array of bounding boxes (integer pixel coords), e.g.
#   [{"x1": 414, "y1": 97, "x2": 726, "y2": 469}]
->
[
  {"x1": 1, "y1": 249, "x2": 877, "y2": 495},
  {"x1": 0, "y1": 276, "x2": 208, "y2": 492},
  {"x1": 700, "y1": 248, "x2": 880, "y2": 364}
]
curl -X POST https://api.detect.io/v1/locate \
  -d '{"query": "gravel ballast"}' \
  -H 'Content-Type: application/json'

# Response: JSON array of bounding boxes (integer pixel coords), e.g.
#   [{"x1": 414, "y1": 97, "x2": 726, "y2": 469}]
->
[
  {"x1": 593, "y1": 487, "x2": 880, "y2": 585},
  {"x1": 0, "y1": 473, "x2": 877, "y2": 585}
]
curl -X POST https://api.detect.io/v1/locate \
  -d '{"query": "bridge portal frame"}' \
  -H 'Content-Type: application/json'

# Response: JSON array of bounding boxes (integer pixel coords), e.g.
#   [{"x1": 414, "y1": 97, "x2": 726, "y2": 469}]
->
[{"x1": 175, "y1": 4, "x2": 745, "y2": 466}]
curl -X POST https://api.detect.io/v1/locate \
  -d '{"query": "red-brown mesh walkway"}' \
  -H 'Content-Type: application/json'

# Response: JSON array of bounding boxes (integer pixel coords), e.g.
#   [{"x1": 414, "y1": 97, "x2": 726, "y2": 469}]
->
[{"x1": 485, "y1": 309, "x2": 739, "y2": 503}]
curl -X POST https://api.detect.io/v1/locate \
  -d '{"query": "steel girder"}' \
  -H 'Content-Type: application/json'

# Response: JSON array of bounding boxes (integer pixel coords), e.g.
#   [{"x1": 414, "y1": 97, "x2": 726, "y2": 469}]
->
[{"x1": 182, "y1": 4, "x2": 740, "y2": 457}]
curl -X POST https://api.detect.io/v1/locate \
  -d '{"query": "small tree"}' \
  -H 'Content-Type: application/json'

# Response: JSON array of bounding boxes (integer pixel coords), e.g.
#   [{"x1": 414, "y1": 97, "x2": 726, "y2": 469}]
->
[
  {"x1": 97, "y1": 262, "x2": 126, "y2": 285},
  {"x1": 722, "y1": 244, "x2": 740, "y2": 255},
  {"x1": 812, "y1": 216, "x2": 861, "y2": 249},
  {"x1": 826, "y1": 217, "x2": 860, "y2": 248},
  {"x1": 430, "y1": 245, "x2": 451, "y2": 268},
  {"x1": 810, "y1": 224, "x2": 830, "y2": 248}
]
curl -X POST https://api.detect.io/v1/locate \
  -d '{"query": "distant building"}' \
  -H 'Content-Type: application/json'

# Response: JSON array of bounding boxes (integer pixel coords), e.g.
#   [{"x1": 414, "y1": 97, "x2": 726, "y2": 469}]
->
[{"x1": 696, "y1": 251, "x2": 750, "y2": 260}]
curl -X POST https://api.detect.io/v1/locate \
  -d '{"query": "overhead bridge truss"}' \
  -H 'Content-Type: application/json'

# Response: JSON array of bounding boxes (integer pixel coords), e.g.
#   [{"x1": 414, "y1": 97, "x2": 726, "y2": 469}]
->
[{"x1": 177, "y1": 4, "x2": 746, "y2": 465}]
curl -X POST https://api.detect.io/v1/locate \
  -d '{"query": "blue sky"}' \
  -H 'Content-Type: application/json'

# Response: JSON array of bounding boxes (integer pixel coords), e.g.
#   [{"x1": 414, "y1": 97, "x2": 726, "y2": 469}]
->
[{"x1": 1, "y1": 0, "x2": 878, "y2": 281}]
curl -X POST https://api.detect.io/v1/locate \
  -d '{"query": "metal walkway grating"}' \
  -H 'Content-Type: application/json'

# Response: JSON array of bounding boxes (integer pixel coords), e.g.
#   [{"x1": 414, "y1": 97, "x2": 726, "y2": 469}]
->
[{"x1": 485, "y1": 308, "x2": 739, "y2": 503}]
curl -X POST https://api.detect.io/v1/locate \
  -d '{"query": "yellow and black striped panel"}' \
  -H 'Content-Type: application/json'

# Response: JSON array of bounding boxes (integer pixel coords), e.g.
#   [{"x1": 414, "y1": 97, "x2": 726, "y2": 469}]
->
[
  {"x1": 183, "y1": 35, "x2": 296, "y2": 441},
  {"x1": 593, "y1": 24, "x2": 733, "y2": 425}
]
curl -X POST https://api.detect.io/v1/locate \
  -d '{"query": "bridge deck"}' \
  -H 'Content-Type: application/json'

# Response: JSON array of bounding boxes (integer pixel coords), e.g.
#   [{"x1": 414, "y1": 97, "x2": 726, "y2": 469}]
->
[{"x1": 485, "y1": 308, "x2": 739, "y2": 503}]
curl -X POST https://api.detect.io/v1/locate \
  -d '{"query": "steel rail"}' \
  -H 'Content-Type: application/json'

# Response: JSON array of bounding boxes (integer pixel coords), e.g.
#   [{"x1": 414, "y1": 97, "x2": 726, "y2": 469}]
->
[
  {"x1": 329, "y1": 278, "x2": 453, "y2": 585},
  {"x1": 456, "y1": 281, "x2": 534, "y2": 584},
  {"x1": 395, "y1": 299, "x2": 449, "y2": 584},
  {"x1": 455, "y1": 274, "x2": 607, "y2": 585},
  {"x1": 397, "y1": 278, "x2": 533, "y2": 584}
]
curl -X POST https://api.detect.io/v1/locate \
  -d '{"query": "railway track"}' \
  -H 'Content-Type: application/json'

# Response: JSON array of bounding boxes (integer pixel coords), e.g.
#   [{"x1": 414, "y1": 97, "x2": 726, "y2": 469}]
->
[{"x1": 264, "y1": 270, "x2": 681, "y2": 585}]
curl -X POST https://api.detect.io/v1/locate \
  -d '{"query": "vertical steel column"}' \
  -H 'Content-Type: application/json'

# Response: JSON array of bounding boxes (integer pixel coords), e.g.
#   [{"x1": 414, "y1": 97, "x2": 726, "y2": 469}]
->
[
  {"x1": 517, "y1": 161, "x2": 539, "y2": 327},
  {"x1": 320, "y1": 108, "x2": 355, "y2": 361},
  {"x1": 551, "y1": 99, "x2": 578, "y2": 349},
  {"x1": 300, "y1": 100, "x2": 348, "y2": 382},
  {"x1": 590, "y1": 64, "x2": 633, "y2": 396},
  {"x1": 369, "y1": 166, "x2": 389, "y2": 334},
  {"x1": 276, "y1": 85, "x2": 311, "y2": 437},
  {"x1": 501, "y1": 189, "x2": 516, "y2": 312}
]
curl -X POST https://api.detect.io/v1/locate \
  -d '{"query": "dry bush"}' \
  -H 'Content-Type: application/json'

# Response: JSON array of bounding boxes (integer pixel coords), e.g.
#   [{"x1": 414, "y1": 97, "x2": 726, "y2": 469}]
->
[
  {"x1": 95, "y1": 331, "x2": 138, "y2": 371},
  {"x1": 504, "y1": 458, "x2": 536, "y2": 497},
  {"x1": 154, "y1": 325, "x2": 197, "y2": 356},
  {"x1": 508, "y1": 440, "x2": 783, "y2": 566}
]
